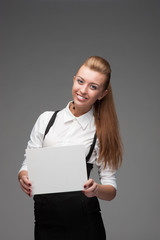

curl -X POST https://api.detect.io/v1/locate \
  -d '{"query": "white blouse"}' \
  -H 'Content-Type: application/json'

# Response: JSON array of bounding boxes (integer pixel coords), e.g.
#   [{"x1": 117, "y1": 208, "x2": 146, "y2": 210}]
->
[{"x1": 19, "y1": 102, "x2": 117, "y2": 190}]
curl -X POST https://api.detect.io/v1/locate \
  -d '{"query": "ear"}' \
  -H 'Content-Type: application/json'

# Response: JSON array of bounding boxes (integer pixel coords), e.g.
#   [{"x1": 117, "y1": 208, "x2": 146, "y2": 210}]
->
[
  {"x1": 98, "y1": 89, "x2": 108, "y2": 100},
  {"x1": 73, "y1": 76, "x2": 77, "y2": 84}
]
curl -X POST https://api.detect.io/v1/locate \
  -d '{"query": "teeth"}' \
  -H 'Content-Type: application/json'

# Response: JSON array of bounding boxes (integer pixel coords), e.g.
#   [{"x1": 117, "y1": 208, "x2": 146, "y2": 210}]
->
[{"x1": 78, "y1": 95, "x2": 86, "y2": 100}]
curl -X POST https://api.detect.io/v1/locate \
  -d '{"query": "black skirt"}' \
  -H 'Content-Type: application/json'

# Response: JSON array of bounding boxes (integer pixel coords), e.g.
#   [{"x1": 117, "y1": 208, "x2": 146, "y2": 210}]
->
[{"x1": 34, "y1": 191, "x2": 106, "y2": 240}]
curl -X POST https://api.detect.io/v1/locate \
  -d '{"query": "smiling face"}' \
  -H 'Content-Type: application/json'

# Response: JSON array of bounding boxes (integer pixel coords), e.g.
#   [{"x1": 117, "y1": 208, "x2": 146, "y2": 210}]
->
[{"x1": 71, "y1": 65, "x2": 108, "y2": 116}]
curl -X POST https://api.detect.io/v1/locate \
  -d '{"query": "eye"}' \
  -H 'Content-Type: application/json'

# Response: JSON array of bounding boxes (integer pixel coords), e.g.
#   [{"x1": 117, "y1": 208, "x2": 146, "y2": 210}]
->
[
  {"x1": 77, "y1": 78, "x2": 84, "y2": 84},
  {"x1": 90, "y1": 85, "x2": 97, "y2": 90}
]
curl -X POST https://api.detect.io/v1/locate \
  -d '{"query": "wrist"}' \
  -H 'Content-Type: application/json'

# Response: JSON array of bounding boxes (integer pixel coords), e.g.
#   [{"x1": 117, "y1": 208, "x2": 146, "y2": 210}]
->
[{"x1": 94, "y1": 183, "x2": 100, "y2": 197}]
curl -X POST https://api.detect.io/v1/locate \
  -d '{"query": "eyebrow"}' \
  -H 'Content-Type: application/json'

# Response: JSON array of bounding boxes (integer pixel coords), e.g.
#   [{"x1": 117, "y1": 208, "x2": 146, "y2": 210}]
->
[{"x1": 77, "y1": 75, "x2": 100, "y2": 87}]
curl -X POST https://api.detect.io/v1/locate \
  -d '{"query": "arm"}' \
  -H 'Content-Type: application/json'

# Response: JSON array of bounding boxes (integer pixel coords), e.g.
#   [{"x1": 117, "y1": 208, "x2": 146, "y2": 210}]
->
[
  {"x1": 84, "y1": 138, "x2": 117, "y2": 200},
  {"x1": 18, "y1": 111, "x2": 54, "y2": 196},
  {"x1": 83, "y1": 179, "x2": 116, "y2": 201}
]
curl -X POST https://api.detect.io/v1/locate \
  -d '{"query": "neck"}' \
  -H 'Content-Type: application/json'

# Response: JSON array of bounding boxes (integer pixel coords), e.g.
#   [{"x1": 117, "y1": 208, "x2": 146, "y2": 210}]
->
[{"x1": 69, "y1": 101, "x2": 91, "y2": 117}]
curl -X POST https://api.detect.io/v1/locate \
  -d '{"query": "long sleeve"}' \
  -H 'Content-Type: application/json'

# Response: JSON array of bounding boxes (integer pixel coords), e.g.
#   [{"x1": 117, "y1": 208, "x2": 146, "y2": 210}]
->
[{"x1": 88, "y1": 139, "x2": 117, "y2": 190}]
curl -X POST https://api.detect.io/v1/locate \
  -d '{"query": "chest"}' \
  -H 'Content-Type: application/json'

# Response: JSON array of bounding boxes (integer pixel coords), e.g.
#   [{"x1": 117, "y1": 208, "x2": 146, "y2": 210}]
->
[{"x1": 43, "y1": 117, "x2": 96, "y2": 153}]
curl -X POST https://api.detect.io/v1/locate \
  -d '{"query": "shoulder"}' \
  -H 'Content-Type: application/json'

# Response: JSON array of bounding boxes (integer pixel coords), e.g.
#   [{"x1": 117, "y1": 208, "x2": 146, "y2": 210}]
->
[
  {"x1": 37, "y1": 111, "x2": 55, "y2": 123},
  {"x1": 32, "y1": 111, "x2": 56, "y2": 133}
]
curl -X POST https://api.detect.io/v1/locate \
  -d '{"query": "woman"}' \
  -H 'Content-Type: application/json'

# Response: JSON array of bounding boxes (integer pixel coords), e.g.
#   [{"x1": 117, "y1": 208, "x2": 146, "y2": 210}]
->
[{"x1": 18, "y1": 56, "x2": 122, "y2": 240}]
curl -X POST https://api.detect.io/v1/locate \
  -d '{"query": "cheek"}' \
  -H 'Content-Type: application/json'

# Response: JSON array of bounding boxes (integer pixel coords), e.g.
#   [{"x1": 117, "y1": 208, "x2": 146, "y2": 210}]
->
[
  {"x1": 72, "y1": 83, "x2": 77, "y2": 95},
  {"x1": 90, "y1": 90, "x2": 100, "y2": 99},
  {"x1": 72, "y1": 82, "x2": 79, "y2": 92},
  {"x1": 86, "y1": 92, "x2": 98, "y2": 104}
]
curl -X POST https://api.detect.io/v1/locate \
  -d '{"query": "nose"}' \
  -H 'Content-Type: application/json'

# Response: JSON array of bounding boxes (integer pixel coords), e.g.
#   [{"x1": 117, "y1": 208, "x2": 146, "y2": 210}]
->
[{"x1": 80, "y1": 84, "x2": 87, "y2": 95}]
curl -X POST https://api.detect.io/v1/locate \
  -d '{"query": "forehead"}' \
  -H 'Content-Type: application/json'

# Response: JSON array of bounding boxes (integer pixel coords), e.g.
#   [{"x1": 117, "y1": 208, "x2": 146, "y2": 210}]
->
[{"x1": 76, "y1": 65, "x2": 106, "y2": 85}]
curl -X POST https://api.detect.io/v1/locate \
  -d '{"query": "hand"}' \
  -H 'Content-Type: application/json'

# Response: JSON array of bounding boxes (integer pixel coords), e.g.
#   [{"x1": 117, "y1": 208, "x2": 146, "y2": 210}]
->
[
  {"x1": 83, "y1": 178, "x2": 98, "y2": 198},
  {"x1": 19, "y1": 172, "x2": 32, "y2": 197}
]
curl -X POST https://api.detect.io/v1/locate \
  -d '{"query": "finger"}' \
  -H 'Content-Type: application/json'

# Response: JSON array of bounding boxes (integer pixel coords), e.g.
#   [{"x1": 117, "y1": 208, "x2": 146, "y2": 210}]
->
[
  {"x1": 20, "y1": 178, "x2": 32, "y2": 193},
  {"x1": 20, "y1": 181, "x2": 32, "y2": 197},
  {"x1": 84, "y1": 179, "x2": 94, "y2": 189},
  {"x1": 21, "y1": 176, "x2": 32, "y2": 187},
  {"x1": 19, "y1": 180, "x2": 30, "y2": 193},
  {"x1": 20, "y1": 178, "x2": 29, "y2": 189},
  {"x1": 83, "y1": 189, "x2": 95, "y2": 198},
  {"x1": 83, "y1": 182, "x2": 98, "y2": 198},
  {"x1": 85, "y1": 182, "x2": 97, "y2": 193}
]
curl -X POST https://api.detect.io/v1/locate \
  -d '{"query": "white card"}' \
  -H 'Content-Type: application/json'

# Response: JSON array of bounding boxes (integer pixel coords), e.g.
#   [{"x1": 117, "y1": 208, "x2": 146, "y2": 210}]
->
[{"x1": 26, "y1": 145, "x2": 87, "y2": 195}]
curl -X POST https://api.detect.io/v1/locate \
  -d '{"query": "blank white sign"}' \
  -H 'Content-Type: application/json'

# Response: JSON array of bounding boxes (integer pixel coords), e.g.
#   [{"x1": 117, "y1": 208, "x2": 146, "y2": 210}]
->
[{"x1": 26, "y1": 145, "x2": 87, "y2": 195}]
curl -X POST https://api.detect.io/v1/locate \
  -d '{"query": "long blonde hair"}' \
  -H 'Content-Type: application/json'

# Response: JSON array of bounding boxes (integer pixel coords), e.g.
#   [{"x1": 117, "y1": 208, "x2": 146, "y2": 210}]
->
[{"x1": 83, "y1": 56, "x2": 123, "y2": 170}]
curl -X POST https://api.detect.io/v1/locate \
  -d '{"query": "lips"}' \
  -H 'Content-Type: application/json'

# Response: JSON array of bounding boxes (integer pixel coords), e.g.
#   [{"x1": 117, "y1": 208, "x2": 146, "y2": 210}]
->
[{"x1": 77, "y1": 94, "x2": 87, "y2": 101}]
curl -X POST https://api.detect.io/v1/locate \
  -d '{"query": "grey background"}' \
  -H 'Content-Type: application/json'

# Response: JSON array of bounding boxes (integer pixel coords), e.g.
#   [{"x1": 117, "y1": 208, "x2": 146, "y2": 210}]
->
[{"x1": 1, "y1": 0, "x2": 159, "y2": 239}]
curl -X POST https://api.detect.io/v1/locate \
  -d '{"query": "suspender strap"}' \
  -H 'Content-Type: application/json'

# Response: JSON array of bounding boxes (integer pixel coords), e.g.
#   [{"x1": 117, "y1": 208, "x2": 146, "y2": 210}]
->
[
  {"x1": 86, "y1": 132, "x2": 97, "y2": 163},
  {"x1": 43, "y1": 110, "x2": 60, "y2": 140},
  {"x1": 86, "y1": 132, "x2": 97, "y2": 178}
]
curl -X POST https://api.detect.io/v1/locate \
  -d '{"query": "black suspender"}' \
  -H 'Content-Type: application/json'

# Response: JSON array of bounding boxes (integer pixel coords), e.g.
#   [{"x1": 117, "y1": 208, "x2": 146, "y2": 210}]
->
[
  {"x1": 86, "y1": 132, "x2": 97, "y2": 162},
  {"x1": 43, "y1": 111, "x2": 60, "y2": 140},
  {"x1": 43, "y1": 111, "x2": 97, "y2": 177}
]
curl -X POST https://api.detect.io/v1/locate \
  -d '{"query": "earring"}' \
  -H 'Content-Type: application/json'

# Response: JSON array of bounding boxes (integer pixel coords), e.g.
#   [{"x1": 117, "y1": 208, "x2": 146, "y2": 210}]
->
[{"x1": 72, "y1": 100, "x2": 75, "y2": 110}]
